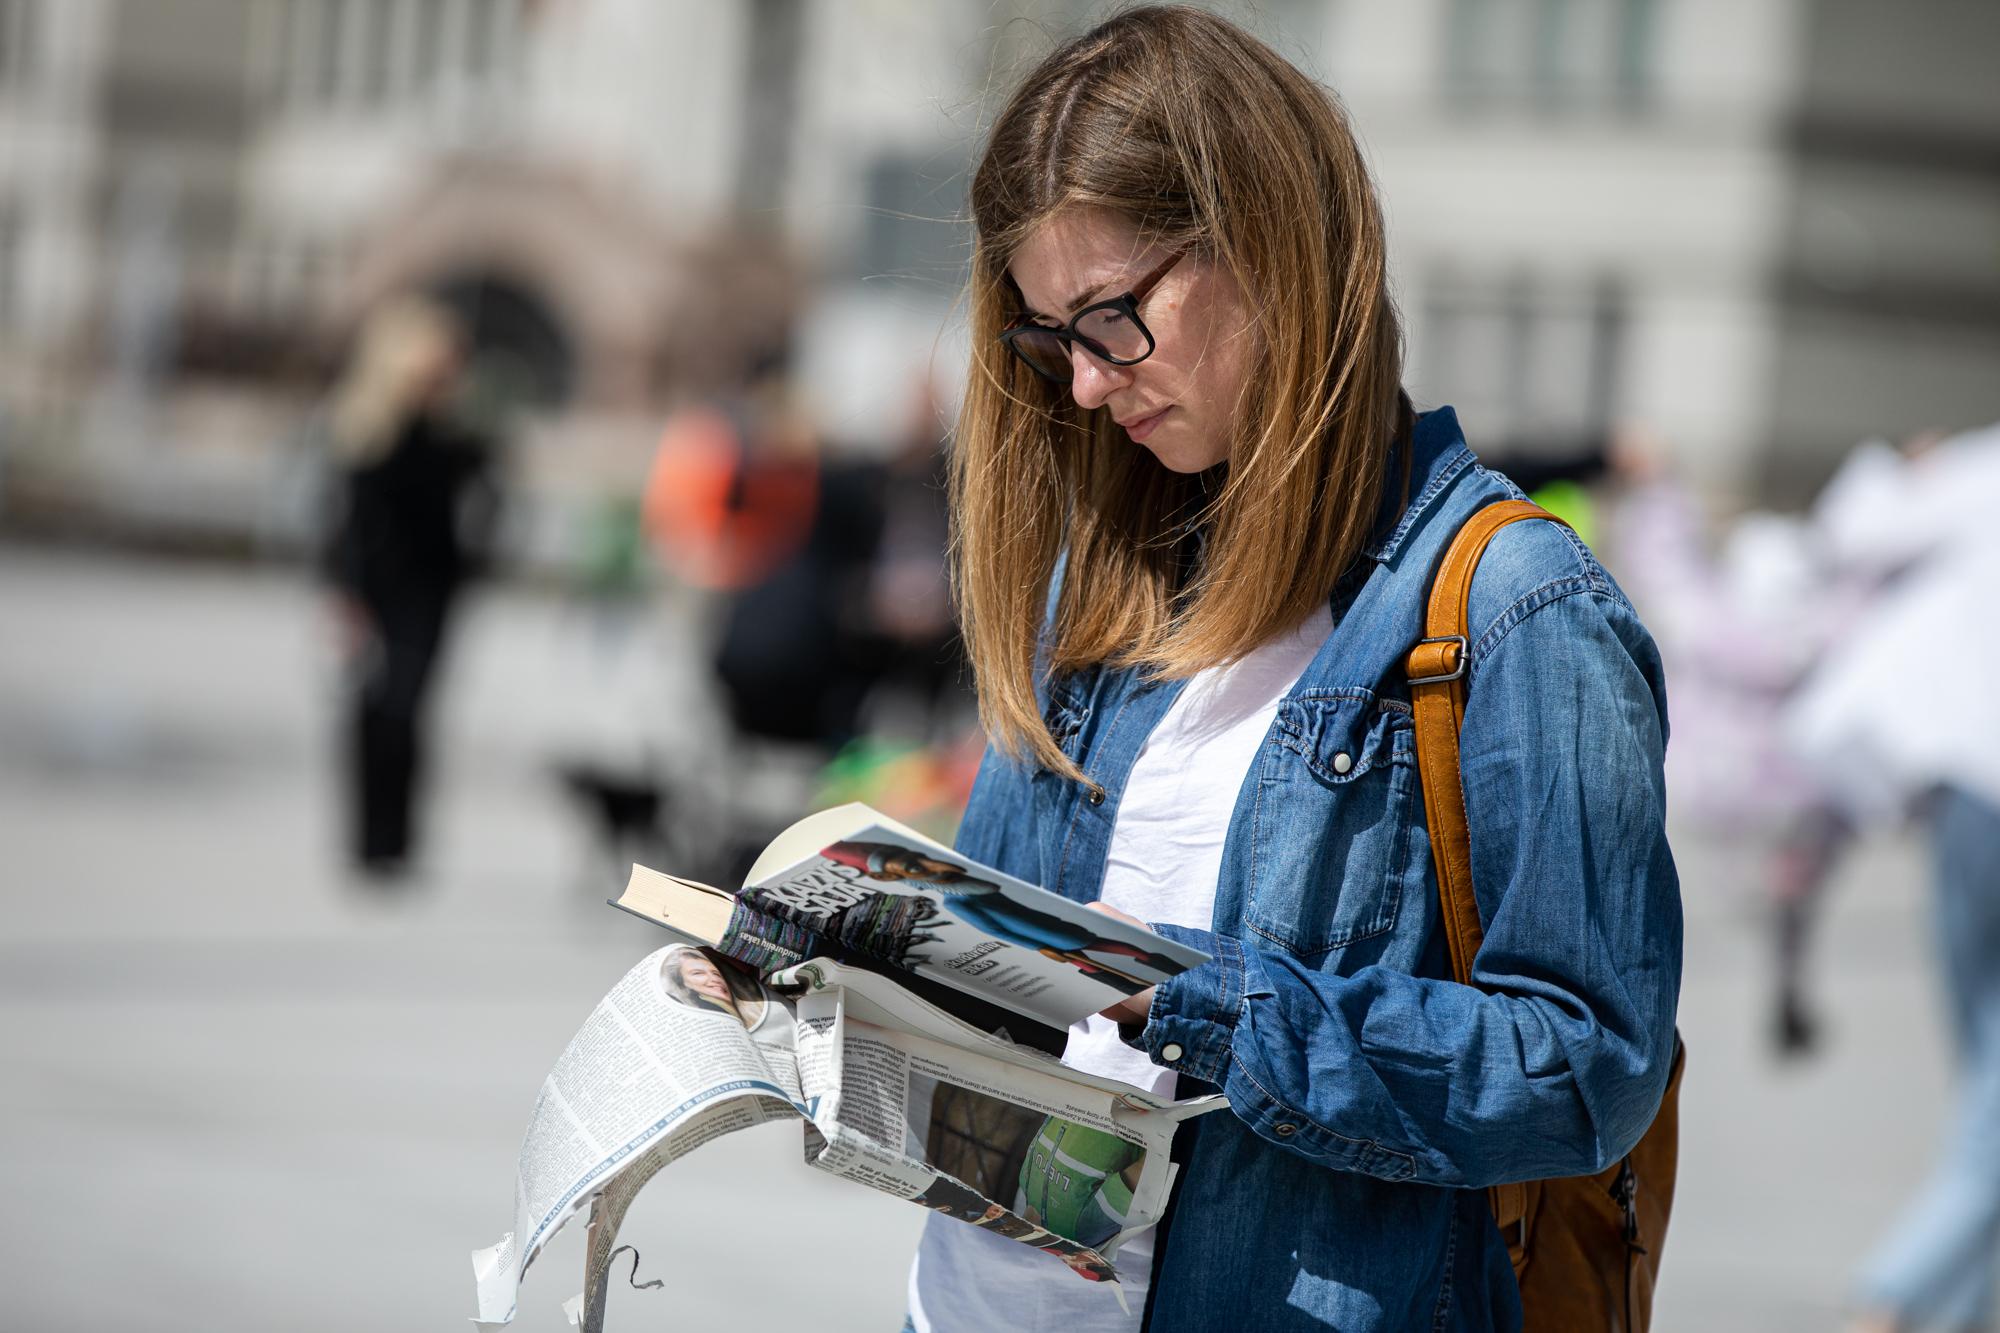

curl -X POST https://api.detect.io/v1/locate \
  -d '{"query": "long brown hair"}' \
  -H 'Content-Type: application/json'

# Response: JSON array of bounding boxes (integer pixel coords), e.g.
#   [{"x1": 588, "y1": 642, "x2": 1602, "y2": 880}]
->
[
  {"x1": 952, "y1": 5, "x2": 1408, "y2": 780},
  {"x1": 327, "y1": 297, "x2": 463, "y2": 464}
]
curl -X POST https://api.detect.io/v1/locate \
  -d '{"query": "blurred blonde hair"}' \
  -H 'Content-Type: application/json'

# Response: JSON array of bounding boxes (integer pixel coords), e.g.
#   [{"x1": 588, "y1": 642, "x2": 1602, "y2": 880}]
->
[
  {"x1": 327, "y1": 297, "x2": 463, "y2": 463},
  {"x1": 953, "y1": 6, "x2": 1409, "y2": 780}
]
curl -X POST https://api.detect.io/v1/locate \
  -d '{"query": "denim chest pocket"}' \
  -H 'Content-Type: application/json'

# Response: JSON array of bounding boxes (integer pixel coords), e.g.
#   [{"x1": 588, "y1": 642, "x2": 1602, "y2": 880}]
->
[{"x1": 1242, "y1": 689, "x2": 1418, "y2": 960}]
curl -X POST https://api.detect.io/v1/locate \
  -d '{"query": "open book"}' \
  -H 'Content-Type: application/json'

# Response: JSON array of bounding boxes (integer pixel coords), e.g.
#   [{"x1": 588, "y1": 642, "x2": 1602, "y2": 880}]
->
[
  {"x1": 471, "y1": 805, "x2": 1222, "y2": 1331},
  {"x1": 613, "y1": 802, "x2": 1209, "y2": 1037}
]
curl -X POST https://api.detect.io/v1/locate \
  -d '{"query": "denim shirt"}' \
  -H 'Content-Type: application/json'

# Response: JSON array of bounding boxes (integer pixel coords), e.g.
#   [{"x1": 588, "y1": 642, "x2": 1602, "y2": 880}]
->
[{"x1": 951, "y1": 408, "x2": 1683, "y2": 1331}]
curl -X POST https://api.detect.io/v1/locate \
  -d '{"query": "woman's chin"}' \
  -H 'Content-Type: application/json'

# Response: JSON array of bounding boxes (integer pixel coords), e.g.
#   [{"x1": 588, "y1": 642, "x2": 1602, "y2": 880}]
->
[{"x1": 1139, "y1": 433, "x2": 1227, "y2": 474}]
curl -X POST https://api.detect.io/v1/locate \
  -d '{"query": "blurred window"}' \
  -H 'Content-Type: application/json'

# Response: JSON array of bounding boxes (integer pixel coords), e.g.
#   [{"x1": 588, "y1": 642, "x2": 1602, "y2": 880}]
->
[
  {"x1": 278, "y1": 0, "x2": 522, "y2": 112},
  {"x1": 1416, "y1": 274, "x2": 1623, "y2": 451},
  {"x1": 1244, "y1": 0, "x2": 1329, "y2": 82},
  {"x1": 355, "y1": 0, "x2": 392, "y2": 104},
  {"x1": 0, "y1": 205, "x2": 18, "y2": 327},
  {"x1": 0, "y1": 0, "x2": 36, "y2": 91},
  {"x1": 734, "y1": 0, "x2": 803, "y2": 217},
  {"x1": 409, "y1": 0, "x2": 442, "y2": 97},
  {"x1": 856, "y1": 151, "x2": 971, "y2": 291},
  {"x1": 236, "y1": 234, "x2": 300, "y2": 321},
  {"x1": 1444, "y1": 0, "x2": 1656, "y2": 113},
  {"x1": 232, "y1": 232, "x2": 348, "y2": 324},
  {"x1": 314, "y1": 0, "x2": 344, "y2": 102}
]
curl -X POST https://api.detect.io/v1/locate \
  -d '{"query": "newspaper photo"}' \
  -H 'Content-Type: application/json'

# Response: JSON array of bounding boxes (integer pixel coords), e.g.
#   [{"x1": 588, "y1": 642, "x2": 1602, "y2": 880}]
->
[{"x1": 779, "y1": 960, "x2": 1208, "y2": 1292}]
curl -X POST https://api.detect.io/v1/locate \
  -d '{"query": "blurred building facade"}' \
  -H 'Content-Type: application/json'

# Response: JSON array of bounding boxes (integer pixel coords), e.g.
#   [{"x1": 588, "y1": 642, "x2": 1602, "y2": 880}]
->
[
  {"x1": 1335, "y1": 0, "x2": 2000, "y2": 504},
  {"x1": 0, "y1": 0, "x2": 1994, "y2": 560}
]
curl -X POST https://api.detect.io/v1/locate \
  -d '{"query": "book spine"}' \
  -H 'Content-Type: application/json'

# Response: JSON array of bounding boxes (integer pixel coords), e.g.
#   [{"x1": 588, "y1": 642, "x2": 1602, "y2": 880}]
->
[
  {"x1": 715, "y1": 900, "x2": 826, "y2": 975},
  {"x1": 739, "y1": 881, "x2": 942, "y2": 974}
]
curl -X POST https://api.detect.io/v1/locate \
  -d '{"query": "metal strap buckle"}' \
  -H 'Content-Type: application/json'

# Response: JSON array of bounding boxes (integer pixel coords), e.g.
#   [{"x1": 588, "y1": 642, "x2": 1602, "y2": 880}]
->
[{"x1": 1408, "y1": 634, "x2": 1469, "y2": 686}]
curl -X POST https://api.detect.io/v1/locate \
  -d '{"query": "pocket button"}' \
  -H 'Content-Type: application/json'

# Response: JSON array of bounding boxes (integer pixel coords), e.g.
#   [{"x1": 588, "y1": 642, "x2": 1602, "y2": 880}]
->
[
  {"x1": 1160, "y1": 1043, "x2": 1184, "y2": 1063},
  {"x1": 1330, "y1": 751, "x2": 1353, "y2": 775}
]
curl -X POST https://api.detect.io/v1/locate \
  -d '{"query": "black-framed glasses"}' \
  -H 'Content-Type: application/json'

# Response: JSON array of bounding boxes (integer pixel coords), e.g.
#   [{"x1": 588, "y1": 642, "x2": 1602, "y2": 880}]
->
[{"x1": 999, "y1": 251, "x2": 1186, "y2": 384}]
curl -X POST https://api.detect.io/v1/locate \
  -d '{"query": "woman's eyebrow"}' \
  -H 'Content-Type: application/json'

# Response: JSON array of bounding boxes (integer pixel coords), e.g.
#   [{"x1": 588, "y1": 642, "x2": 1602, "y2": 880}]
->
[
  {"x1": 1060, "y1": 277, "x2": 1115, "y2": 313},
  {"x1": 1015, "y1": 274, "x2": 1118, "y2": 321}
]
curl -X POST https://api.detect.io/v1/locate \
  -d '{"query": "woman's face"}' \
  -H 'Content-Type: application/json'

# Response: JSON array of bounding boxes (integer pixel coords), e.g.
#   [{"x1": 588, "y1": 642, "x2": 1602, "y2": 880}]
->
[
  {"x1": 679, "y1": 952, "x2": 734, "y2": 1006},
  {"x1": 1008, "y1": 207, "x2": 1257, "y2": 474}
]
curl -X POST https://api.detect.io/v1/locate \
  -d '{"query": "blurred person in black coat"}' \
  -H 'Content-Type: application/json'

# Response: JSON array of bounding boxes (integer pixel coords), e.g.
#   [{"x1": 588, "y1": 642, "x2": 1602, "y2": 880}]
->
[{"x1": 321, "y1": 298, "x2": 498, "y2": 880}]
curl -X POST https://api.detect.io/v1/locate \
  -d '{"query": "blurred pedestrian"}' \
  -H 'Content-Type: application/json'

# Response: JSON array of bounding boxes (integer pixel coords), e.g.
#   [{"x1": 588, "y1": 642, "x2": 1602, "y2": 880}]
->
[
  {"x1": 1608, "y1": 452, "x2": 1863, "y2": 1054},
  {"x1": 644, "y1": 352, "x2": 887, "y2": 751},
  {"x1": 643, "y1": 351, "x2": 820, "y2": 599},
  {"x1": 630, "y1": 353, "x2": 893, "y2": 881},
  {"x1": 320, "y1": 297, "x2": 499, "y2": 880},
  {"x1": 863, "y1": 376, "x2": 971, "y2": 745},
  {"x1": 1777, "y1": 426, "x2": 2000, "y2": 1332},
  {"x1": 1846, "y1": 786, "x2": 2000, "y2": 1333}
]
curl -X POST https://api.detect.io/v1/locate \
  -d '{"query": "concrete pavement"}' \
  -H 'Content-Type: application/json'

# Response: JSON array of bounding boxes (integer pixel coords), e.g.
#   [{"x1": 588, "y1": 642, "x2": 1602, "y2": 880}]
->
[{"x1": 0, "y1": 548, "x2": 1956, "y2": 1330}]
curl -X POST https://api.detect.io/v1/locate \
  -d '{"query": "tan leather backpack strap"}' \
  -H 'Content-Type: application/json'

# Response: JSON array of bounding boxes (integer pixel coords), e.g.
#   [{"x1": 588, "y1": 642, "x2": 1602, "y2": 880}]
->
[
  {"x1": 1407, "y1": 500, "x2": 1568, "y2": 1270},
  {"x1": 1408, "y1": 499, "x2": 1566, "y2": 984}
]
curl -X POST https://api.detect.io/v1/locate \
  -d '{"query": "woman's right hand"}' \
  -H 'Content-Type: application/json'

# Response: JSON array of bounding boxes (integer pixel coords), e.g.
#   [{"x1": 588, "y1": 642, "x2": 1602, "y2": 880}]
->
[{"x1": 1085, "y1": 902, "x2": 1158, "y2": 1025}]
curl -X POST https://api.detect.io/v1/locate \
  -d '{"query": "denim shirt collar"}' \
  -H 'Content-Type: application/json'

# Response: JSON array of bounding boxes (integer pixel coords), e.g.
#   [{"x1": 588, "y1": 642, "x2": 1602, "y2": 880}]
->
[{"x1": 1360, "y1": 406, "x2": 1476, "y2": 565}]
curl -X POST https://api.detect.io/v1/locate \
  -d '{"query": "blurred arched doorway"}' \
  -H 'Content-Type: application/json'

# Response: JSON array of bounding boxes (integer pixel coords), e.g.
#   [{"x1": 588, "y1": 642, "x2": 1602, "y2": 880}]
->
[{"x1": 427, "y1": 270, "x2": 577, "y2": 419}]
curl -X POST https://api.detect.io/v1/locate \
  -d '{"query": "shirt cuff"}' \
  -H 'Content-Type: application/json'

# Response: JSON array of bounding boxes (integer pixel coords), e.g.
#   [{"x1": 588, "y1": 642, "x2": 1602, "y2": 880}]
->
[{"x1": 1123, "y1": 925, "x2": 1243, "y2": 1085}]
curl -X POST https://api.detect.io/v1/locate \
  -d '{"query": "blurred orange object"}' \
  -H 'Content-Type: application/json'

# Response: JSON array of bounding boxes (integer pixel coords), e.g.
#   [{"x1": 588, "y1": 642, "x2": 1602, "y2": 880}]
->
[{"x1": 642, "y1": 406, "x2": 819, "y2": 591}]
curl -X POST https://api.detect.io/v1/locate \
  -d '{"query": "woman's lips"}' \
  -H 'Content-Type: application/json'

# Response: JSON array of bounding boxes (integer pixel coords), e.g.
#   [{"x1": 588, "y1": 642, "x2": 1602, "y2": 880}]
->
[{"x1": 1121, "y1": 407, "x2": 1172, "y2": 443}]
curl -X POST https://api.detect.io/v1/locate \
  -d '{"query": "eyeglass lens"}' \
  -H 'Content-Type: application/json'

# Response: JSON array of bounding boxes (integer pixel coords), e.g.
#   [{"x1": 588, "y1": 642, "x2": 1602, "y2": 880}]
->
[{"x1": 1009, "y1": 306, "x2": 1153, "y2": 383}]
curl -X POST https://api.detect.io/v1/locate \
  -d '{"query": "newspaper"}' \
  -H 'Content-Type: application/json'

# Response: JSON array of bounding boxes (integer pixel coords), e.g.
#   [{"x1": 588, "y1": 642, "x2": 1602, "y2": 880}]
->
[
  {"x1": 472, "y1": 948, "x2": 1221, "y2": 1330},
  {"x1": 471, "y1": 943, "x2": 805, "y2": 1328}
]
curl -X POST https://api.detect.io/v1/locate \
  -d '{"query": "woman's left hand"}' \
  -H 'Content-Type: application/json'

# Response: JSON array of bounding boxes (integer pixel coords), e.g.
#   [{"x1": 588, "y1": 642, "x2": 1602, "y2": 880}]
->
[{"x1": 1085, "y1": 901, "x2": 1157, "y2": 1025}]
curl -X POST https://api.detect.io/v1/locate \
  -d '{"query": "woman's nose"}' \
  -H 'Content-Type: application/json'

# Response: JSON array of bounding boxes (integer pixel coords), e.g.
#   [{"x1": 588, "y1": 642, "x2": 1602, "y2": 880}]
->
[{"x1": 1067, "y1": 349, "x2": 1132, "y2": 411}]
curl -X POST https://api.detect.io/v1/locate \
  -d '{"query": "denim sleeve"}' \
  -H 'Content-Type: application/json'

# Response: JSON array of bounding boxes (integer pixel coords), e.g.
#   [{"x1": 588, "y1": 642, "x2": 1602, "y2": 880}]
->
[{"x1": 1136, "y1": 589, "x2": 1684, "y2": 1187}]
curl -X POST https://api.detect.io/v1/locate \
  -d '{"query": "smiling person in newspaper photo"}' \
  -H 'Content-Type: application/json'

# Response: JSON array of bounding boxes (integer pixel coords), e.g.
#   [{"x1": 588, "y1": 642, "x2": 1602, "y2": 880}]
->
[
  {"x1": 820, "y1": 839, "x2": 1180, "y2": 993},
  {"x1": 656, "y1": 944, "x2": 797, "y2": 1055}
]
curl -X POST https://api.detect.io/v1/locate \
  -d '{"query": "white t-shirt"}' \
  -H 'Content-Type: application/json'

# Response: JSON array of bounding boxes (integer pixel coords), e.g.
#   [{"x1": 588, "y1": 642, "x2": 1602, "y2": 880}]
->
[{"x1": 907, "y1": 605, "x2": 1332, "y2": 1333}]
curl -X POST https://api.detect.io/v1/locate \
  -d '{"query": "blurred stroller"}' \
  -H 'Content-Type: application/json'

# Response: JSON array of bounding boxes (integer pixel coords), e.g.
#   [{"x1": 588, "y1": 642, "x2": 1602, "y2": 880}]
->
[{"x1": 555, "y1": 365, "x2": 973, "y2": 892}]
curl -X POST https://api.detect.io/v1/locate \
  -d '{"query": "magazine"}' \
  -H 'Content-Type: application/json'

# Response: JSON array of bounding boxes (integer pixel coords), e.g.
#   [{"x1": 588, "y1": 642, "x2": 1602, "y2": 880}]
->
[
  {"x1": 612, "y1": 802, "x2": 1210, "y2": 1033},
  {"x1": 472, "y1": 806, "x2": 1222, "y2": 1331}
]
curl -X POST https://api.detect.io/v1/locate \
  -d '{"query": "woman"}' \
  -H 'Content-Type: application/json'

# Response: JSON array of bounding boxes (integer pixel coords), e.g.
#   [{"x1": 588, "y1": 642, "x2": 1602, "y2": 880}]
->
[
  {"x1": 909, "y1": 9, "x2": 1681, "y2": 1332},
  {"x1": 660, "y1": 945, "x2": 754, "y2": 1022},
  {"x1": 658, "y1": 945, "x2": 798, "y2": 1052},
  {"x1": 322, "y1": 298, "x2": 497, "y2": 879}
]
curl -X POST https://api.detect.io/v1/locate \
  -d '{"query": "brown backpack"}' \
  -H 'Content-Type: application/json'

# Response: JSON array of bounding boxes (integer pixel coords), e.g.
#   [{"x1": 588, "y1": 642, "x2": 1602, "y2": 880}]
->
[{"x1": 1406, "y1": 499, "x2": 1685, "y2": 1332}]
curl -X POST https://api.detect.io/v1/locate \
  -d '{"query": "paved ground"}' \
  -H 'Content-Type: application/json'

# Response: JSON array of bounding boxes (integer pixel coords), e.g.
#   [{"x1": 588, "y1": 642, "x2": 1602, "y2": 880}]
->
[{"x1": 0, "y1": 548, "x2": 1959, "y2": 1330}]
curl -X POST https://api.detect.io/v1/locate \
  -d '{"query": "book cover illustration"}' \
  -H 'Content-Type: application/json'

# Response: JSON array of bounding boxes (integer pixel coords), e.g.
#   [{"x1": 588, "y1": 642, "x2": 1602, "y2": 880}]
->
[{"x1": 735, "y1": 825, "x2": 1207, "y2": 1024}]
